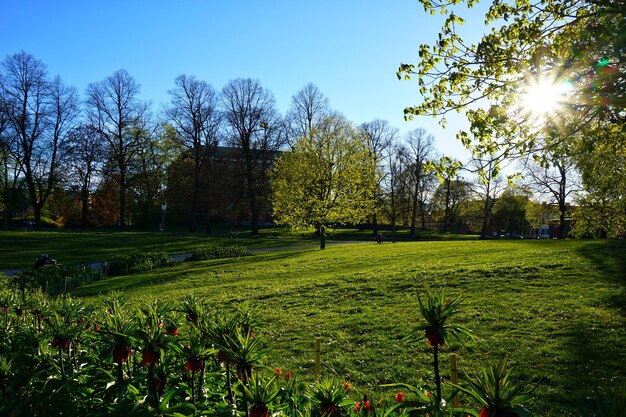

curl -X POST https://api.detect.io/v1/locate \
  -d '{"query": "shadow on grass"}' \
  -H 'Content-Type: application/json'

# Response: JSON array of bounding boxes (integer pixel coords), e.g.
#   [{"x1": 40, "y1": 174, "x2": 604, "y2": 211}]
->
[
  {"x1": 554, "y1": 240, "x2": 626, "y2": 413},
  {"x1": 71, "y1": 247, "x2": 315, "y2": 298},
  {"x1": 576, "y1": 240, "x2": 626, "y2": 312}
]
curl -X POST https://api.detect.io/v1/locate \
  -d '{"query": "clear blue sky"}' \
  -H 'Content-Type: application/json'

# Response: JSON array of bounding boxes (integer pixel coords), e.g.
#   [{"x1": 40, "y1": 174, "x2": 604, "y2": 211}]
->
[{"x1": 1, "y1": 0, "x2": 487, "y2": 160}]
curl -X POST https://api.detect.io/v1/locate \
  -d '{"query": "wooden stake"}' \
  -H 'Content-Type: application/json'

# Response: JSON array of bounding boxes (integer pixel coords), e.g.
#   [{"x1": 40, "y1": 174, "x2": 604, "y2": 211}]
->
[
  {"x1": 450, "y1": 353, "x2": 459, "y2": 407},
  {"x1": 315, "y1": 337, "x2": 321, "y2": 378}
]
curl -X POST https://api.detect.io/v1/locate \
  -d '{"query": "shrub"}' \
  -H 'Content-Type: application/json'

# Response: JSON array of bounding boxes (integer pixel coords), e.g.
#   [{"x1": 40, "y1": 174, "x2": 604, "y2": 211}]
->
[
  {"x1": 107, "y1": 252, "x2": 176, "y2": 276},
  {"x1": 188, "y1": 245, "x2": 249, "y2": 261}
]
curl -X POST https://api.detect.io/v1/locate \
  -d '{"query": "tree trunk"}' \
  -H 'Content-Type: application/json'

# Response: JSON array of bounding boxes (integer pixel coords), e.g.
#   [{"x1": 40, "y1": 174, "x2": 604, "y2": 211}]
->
[
  {"x1": 372, "y1": 213, "x2": 378, "y2": 236},
  {"x1": 320, "y1": 225, "x2": 326, "y2": 250}
]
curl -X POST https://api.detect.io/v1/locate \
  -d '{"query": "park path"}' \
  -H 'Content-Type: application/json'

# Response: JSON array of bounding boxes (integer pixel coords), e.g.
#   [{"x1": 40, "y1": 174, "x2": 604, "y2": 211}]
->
[{"x1": 0, "y1": 240, "x2": 368, "y2": 277}]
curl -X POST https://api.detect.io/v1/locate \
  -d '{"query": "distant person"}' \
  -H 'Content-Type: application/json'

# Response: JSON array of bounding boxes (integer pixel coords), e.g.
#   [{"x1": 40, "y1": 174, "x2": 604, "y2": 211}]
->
[{"x1": 34, "y1": 254, "x2": 56, "y2": 269}]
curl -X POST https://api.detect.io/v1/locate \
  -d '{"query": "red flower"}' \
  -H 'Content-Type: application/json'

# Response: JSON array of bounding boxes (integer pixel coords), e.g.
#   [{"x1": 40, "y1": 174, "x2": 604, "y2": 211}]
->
[
  {"x1": 185, "y1": 358, "x2": 203, "y2": 372},
  {"x1": 364, "y1": 401, "x2": 370, "y2": 412},
  {"x1": 217, "y1": 351, "x2": 229, "y2": 363},
  {"x1": 354, "y1": 401, "x2": 362, "y2": 414},
  {"x1": 51, "y1": 336, "x2": 70, "y2": 350},
  {"x1": 140, "y1": 347, "x2": 159, "y2": 366},
  {"x1": 250, "y1": 404, "x2": 269, "y2": 417},
  {"x1": 343, "y1": 381, "x2": 352, "y2": 391},
  {"x1": 112, "y1": 345, "x2": 132, "y2": 363},
  {"x1": 284, "y1": 371, "x2": 292, "y2": 382},
  {"x1": 395, "y1": 392, "x2": 405, "y2": 403},
  {"x1": 165, "y1": 326, "x2": 179, "y2": 337},
  {"x1": 425, "y1": 329, "x2": 444, "y2": 347},
  {"x1": 320, "y1": 404, "x2": 339, "y2": 417}
]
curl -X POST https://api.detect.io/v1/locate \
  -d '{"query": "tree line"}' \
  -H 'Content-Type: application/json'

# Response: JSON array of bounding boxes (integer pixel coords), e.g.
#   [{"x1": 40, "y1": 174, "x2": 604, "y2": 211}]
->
[{"x1": 0, "y1": 50, "x2": 611, "y2": 239}]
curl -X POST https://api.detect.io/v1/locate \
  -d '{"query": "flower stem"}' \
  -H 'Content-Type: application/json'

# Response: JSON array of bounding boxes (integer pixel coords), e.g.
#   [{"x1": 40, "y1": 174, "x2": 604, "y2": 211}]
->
[{"x1": 433, "y1": 344, "x2": 441, "y2": 404}]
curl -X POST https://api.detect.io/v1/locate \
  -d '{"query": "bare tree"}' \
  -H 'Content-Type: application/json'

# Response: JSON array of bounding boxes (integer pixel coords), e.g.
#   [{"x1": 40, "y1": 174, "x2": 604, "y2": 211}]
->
[
  {"x1": 286, "y1": 83, "x2": 330, "y2": 144},
  {"x1": 0, "y1": 52, "x2": 79, "y2": 224},
  {"x1": 400, "y1": 128, "x2": 436, "y2": 236},
  {"x1": 221, "y1": 78, "x2": 283, "y2": 234},
  {"x1": 467, "y1": 154, "x2": 505, "y2": 239},
  {"x1": 359, "y1": 119, "x2": 398, "y2": 236},
  {"x1": 85, "y1": 69, "x2": 149, "y2": 229},
  {"x1": 166, "y1": 74, "x2": 221, "y2": 231},
  {"x1": 380, "y1": 143, "x2": 405, "y2": 241},
  {"x1": 524, "y1": 151, "x2": 579, "y2": 238},
  {"x1": 61, "y1": 124, "x2": 105, "y2": 229}
]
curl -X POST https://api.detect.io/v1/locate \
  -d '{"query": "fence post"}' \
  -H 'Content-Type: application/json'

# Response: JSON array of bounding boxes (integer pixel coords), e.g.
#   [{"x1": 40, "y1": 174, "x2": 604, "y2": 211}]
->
[
  {"x1": 450, "y1": 353, "x2": 459, "y2": 407},
  {"x1": 315, "y1": 337, "x2": 321, "y2": 379}
]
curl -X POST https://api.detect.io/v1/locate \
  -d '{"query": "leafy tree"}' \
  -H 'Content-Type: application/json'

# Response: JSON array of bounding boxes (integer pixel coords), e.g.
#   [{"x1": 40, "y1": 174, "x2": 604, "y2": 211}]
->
[
  {"x1": 490, "y1": 185, "x2": 532, "y2": 237},
  {"x1": 85, "y1": 69, "x2": 150, "y2": 229},
  {"x1": 573, "y1": 126, "x2": 626, "y2": 238},
  {"x1": 400, "y1": 0, "x2": 625, "y2": 232},
  {"x1": 271, "y1": 116, "x2": 377, "y2": 249}
]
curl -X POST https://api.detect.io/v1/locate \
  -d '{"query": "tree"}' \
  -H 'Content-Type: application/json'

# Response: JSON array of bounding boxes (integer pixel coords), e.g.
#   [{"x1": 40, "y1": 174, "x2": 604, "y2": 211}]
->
[
  {"x1": 85, "y1": 69, "x2": 149, "y2": 229},
  {"x1": 358, "y1": 119, "x2": 398, "y2": 236},
  {"x1": 166, "y1": 75, "x2": 221, "y2": 231},
  {"x1": 399, "y1": 128, "x2": 437, "y2": 236},
  {"x1": 61, "y1": 124, "x2": 105, "y2": 229},
  {"x1": 271, "y1": 116, "x2": 378, "y2": 249},
  {"x1": 221, "y1": 78, "x2": 283, "y2": 235},
  {"x1": 432, "y1": 156, "x2": 464, "y2": 232},
  {"x1": 524, "y1": 147, "x2": 579, "y2": 238},
  {"x1": 572, "y1": 125, "x2": 626, "y2": 237},
  {"x1": 0, "y1": 52, "x2": 79, "y2": 224},
  {"x1": 490, "y1": 185, "x2": 532, "y2": 237},
  {"x1": 286, "y1": 83, "x2": 331, "y2": 144},
  {"x1": 400, "y1": 0, "x2": 625, "y2": 148},
  {"x1": 380, "y1": 143, "x2": 405, "y2": 241},
  {"x1": 467, "y1": 154, "x2": 505, "y2": 239}
]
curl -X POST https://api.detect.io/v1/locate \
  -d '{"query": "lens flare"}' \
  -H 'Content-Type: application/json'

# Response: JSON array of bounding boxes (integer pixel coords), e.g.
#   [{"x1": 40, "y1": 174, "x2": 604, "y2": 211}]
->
[{"x1": 519, "y1": 78, "x2": 572, "y2": 120}]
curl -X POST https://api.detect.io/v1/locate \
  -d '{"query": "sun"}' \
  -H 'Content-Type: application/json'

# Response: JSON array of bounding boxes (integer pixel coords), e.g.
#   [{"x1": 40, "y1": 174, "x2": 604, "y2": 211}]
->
[{"x1": 519, "y1": 77, "x2": 572, "y2": 121}]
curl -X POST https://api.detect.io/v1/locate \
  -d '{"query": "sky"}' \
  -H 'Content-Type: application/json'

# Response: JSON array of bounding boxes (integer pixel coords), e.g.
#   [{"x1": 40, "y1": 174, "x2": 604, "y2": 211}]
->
[{"x1": 0, "y1": 0, "x2": 489, "y2": 161}]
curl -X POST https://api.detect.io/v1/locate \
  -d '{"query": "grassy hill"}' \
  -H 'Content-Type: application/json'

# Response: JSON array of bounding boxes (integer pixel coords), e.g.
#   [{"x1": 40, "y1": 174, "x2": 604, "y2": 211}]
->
[{"x1": 66, "y1": 238, "x2": 626, "y2": 416}]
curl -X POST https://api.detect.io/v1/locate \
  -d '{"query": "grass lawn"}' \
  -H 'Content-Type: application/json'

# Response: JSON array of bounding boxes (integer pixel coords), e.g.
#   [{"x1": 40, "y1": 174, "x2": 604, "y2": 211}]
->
[
  {"x1": 67, "y1": 238, "x2": 626, "y2": 416},
  {"x1": 0, "y1": 230, "x2": 316, "y2": 270}
]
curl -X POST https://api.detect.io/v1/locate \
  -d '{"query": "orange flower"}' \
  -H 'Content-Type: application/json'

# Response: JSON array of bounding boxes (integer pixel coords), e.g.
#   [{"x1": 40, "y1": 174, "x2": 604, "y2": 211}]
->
[
  {"x1": 343, "y1": 381, "x2": 352, "y2": 391},
  {"x1": 275, "y1": 367, "x2": 282, "y2": 375},
  {"x1": 354, "y1": 401, "x2": 362, "y2": 414},
  {"x1": 285, "y1": 371, "x2": 292, "y2": 382}
]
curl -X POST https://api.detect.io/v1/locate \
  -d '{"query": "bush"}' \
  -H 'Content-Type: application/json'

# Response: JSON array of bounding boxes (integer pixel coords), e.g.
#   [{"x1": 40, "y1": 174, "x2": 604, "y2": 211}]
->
[
  {"x1": 188, "y1": 245, "x2": 249, "y2": 262},
  {"x1": 107, "y1": 252, "x2": 176, "y2": 276}
]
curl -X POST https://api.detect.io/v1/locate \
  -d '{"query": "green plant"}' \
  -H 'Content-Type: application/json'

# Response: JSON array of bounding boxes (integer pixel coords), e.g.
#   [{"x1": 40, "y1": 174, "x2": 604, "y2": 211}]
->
[
  {"x1": 189, "y1": 244, "x2": 249, "y2": 261},
  {"x1": 406, "y1": 290, "x2": 473, "y2": 405},
  {"x1": 309, "y1": 377, "x2": 353, "y2": 417},
  {"x1": 455, "y1": 359, "x2": 535, "y2": 417},
  {"x1": 238, "y1": 374, "x2": 280, "y2": 417}
]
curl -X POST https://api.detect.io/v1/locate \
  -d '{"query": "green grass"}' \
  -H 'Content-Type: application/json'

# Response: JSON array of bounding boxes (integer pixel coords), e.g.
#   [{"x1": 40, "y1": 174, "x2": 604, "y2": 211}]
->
[
  {"x1": 0, "y1": 230, "x2": 317, "y2": 270},
  {"x1": 67, "y1": 239, "x2": 626, "y2": 416}
]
